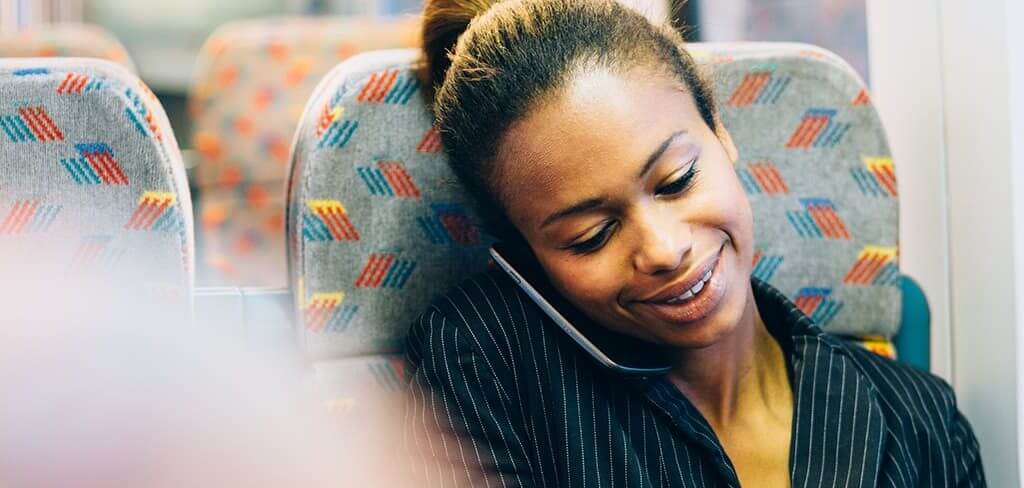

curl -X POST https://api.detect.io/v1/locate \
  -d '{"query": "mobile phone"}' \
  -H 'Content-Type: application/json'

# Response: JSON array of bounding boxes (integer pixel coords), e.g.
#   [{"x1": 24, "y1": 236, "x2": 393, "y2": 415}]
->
[{"x1": 490, "y1": 242, "x2": 673, "y2": 376}]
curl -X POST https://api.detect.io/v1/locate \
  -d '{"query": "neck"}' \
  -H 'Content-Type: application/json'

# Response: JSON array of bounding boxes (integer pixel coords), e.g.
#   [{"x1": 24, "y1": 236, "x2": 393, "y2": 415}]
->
[{"x1": 666, "y1": 284, "x2": 790, "y2": 429}]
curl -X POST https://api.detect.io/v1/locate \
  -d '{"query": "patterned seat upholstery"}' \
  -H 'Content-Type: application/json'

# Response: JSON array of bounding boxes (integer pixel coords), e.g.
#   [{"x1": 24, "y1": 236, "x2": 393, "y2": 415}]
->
[
  {"x1": 285, "y1": 43, "x2": 901, "y2": 434},
  {"x1": 0, "y1": 24, "x2": 135, "y2": 71},
  {"x1": 189, "y1": 16, "x2": 419, "y2": 287},
  {"x1": 288, "y1": 44, "x2": 900, "y2": 361},
  {"x1": 0, "y1": 58, "x2": 193, "y2": 301}
]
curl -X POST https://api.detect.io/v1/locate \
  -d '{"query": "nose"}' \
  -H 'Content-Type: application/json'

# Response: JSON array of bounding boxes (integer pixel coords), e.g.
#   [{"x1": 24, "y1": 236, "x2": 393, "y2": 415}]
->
[{"x1": 631, "y1": 206, "x2": 692, "y2": 275}]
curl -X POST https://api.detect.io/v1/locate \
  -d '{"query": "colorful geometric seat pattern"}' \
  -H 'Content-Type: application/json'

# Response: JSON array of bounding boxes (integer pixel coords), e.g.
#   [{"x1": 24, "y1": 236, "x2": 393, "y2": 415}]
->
[
  {"x1": 0, "y1": 58, "x2": 193, "y2": 296},
  {"x1": 287, "y1": 43, "x2": 899, "y2": 362},
  {"x1": 0, "y1": 23, "x2": 135, "y2": 71},
  {"x1": 189, "y1": 16, "x2": 419, "y2": 287}
]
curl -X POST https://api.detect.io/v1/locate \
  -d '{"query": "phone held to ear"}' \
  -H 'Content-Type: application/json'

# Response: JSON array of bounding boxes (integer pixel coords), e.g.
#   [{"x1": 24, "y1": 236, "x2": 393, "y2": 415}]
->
[{"x1": 489, "y1": 242, "x2": 673, "y2": 376}]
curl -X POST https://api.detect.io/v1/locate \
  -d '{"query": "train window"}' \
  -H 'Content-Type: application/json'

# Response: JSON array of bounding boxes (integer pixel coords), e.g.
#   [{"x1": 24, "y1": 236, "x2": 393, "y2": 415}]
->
[{"x1": 693, "y1": 0, "x2": 870, "y2": 81}]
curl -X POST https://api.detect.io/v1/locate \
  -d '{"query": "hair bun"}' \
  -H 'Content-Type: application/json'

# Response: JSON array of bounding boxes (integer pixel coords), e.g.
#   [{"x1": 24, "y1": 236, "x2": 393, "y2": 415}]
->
[{"x1": 421, "y1": 0, "x2": 498, "y2": 97}]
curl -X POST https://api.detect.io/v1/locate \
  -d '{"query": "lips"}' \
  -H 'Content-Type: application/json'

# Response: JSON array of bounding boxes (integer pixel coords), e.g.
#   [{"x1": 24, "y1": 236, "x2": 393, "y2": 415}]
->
[
  {"x1": 635, "y1": 244, "x2": 729, "y2": 325},
  {"x1": 665, "y1": 267, "x2": 713, "y2": 304},
  {"x1": 643, "y1": 245, "x2": 723, "y2": 304}
]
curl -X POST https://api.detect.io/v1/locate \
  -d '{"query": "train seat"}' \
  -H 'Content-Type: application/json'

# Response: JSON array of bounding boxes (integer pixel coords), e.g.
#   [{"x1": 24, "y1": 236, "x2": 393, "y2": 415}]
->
[
  {"x1": 189, "y1": 16, "x2": 419, "y2": 287},
  {"x1": 0, "y1": 58, "x2": 193, "y2": 308}
]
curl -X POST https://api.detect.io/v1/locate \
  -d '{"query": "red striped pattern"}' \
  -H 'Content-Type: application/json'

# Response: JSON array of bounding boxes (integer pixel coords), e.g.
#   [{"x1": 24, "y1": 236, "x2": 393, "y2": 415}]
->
[
  {"x1": 56, "y1": 72, "x2": 90, "y2": 95},
  {"x1": 357, "y1": 69, "x2": 399, "y2": 103},
  {"x1": 785, "y1": 114, "x2": 830, "y2": 149},
  {"x1": 852, "y1": 89, "x2": 871, "y2": 106},
  {"x1": 869, "y1": 164, "x2": 898, "y2": 197},
  {"x1": 314, "y1": 204, "x2": 360, "y2": 241},
  {"x1": 747, "y1": 161, "x2": 789, "y2": 194},
  {"x1": 83, "y1": 150, "x2": 129, "y2": 185},
  {"x1": 0, "y1": 200, "x2": 39, "y2": 234},
  {"x1": 806, "y1": 205, "x2": 850, "y2": 240},
  {"x1": 439, "y1": 213, "x2": 480, "y2": 245},
  {"x1": 794, "y1": 295, "x2": 824, "y2": 316},
  {"x1": 125, "y1": 192, "x2": 174, "y2": 230},
  {"x1": 727, "y1": 72, "x2": 771, "y2": 107},
  {"x1": 315, "y1": 106, "x2": 330, "y2": 136},
  {"x1": 417, "y1": 127, "x2": 442, "y2": 153},
  {"x1": 17, "y1": 107, "x2": 63, "y2": 141},
  {"x1": 315, "y1": 102, "x2": 339, "y2": 137},
  {"x1": 379, "y1": 160, "x2": 420, "y2": 198},
  {"x1": 355, "y1": 253, "x2": 397, "y2": 288},
  {"x1": 304, "y1": 294, "x2": 342, "y2": 332},
  {"x1": 843, "y1": 248, "x2": 897, "y2": 285}
]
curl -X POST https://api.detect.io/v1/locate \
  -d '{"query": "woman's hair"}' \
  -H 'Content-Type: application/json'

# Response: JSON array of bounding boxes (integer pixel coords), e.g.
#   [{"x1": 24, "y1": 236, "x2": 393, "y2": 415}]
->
[{"x1": 421, "y1": 0, "x2": 718, "y2": 241}]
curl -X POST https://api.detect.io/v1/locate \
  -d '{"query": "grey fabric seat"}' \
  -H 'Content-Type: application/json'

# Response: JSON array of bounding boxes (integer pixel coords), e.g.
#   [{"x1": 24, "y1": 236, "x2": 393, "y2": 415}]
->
[{"x1": 0, "y1": 58, "x2": 193, "y2": 304}]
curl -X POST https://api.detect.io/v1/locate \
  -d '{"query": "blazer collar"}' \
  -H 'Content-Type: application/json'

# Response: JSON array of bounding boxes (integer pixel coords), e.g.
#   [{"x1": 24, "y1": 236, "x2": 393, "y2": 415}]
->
[{"x1": 637, "y1": 279, "x2": 887, "y2": 486}]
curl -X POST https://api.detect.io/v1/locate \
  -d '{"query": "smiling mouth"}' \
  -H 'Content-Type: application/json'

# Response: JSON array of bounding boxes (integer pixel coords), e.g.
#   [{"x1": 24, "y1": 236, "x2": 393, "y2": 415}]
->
[
  {"x1": 664, "y1": 267, "x2": 714, "y2": 304},
  {"x1": 642, "y1": 243, "x2": 724, "y2": 305},
  {"x1": 634, "y1": 243, "x2": 729, "y2": 325}
]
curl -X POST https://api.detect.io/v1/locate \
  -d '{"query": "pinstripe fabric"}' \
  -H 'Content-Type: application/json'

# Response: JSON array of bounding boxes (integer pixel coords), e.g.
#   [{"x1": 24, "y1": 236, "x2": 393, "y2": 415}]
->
[{"x1": 404, "y1": 271, "x2": 985, "y2": 487}]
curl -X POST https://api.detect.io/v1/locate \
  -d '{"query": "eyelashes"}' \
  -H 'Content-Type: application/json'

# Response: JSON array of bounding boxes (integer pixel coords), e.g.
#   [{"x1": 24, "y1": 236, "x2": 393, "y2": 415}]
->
[
  {"x1": 569, "y1": 221, "x2": 617, "y2": 254},
  {"x1": 566, "y1": 159, "x2": 700, "y2": 255},
  {"x1": 655, "y1": 159, "x2": 699, "y2": 197}
]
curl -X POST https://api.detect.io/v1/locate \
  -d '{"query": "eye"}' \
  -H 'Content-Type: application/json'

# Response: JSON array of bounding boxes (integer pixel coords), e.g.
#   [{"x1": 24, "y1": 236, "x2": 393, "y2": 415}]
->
[
  {"x1": 655, "y1": 159, "x2": 699, "y2": 197},
  {"x1": 567, "y1": 221, "x2": 618, "y2": 255}
]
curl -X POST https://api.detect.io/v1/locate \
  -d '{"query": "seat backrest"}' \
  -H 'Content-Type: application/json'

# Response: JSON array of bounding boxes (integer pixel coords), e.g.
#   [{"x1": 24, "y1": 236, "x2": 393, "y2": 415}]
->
[
  {"x1": 189, "y1": 16, "x2": 419, "y2": 287},
  {"x1": 287, "y1": 44, "x2": 899, "y2": 362},
  {"x1": 0, "y1": 58, "x2": 193, "y2": 297},
  {"x1": 0, "y1": 24, "x2": 135, "y2": 71}
]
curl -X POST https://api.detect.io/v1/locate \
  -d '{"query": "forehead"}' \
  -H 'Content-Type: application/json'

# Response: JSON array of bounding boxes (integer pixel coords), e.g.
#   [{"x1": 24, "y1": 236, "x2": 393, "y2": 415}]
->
[{"x1": 495, "y1": 68, "x2": 705, "y2": 215}]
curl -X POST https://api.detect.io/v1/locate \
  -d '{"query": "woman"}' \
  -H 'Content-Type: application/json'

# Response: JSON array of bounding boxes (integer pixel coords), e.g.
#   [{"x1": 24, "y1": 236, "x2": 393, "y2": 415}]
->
[{"x1": 403, "y1": 1, "x2": 985, "y2": 486}]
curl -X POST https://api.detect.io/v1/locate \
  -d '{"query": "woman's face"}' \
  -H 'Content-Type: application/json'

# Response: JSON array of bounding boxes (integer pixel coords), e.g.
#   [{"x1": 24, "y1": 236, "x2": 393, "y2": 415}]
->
[{"x1": 495, "y1": 67, "x2": 755, "y2": 349}]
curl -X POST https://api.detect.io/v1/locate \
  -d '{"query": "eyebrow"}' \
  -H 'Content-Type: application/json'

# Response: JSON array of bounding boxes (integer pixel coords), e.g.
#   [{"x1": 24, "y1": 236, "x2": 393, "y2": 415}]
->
[
  {"x1": 636, "y1": 130, "x2": 685, "y2": 180},
  {"x1": 540, "y1": 197, "x2": 607, "y2": 229},
  {"x1": 539, "y1": 130, "x2": 687, "y2": 230}
]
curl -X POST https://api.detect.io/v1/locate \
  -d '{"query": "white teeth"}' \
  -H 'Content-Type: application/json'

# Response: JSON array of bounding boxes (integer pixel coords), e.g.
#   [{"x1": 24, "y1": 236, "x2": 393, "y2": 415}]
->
[
  {"x1": 665, "y1": 268, "x2": 714, "y2": 304},
  {"x1": 668, "y1": 290, "x2": 694, "y2": 304}
]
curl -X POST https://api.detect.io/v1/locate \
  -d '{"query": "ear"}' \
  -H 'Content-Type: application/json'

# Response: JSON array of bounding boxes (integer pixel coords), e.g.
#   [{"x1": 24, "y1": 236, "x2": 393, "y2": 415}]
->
[{"x1": 715, "y1": 121, "x2": 739, "y2": 163}]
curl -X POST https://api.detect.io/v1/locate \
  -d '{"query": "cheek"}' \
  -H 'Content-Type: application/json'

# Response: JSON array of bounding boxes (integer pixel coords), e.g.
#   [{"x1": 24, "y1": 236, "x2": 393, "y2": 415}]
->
[
  {"x1": 695, "y1": 160, "x2": 755, "y2": 253},
  {"x1": 541, "y1": 253, "x2": 624, "y2": 311}
]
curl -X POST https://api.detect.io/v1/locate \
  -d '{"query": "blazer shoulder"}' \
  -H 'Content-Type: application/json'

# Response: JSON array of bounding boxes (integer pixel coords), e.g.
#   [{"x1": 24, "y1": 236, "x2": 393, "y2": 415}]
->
[
  {"x1": 840, "y1": 338, "x2": 958, "y2": 419},
  {"x1": 405, "y1": 269, "x2": 546, "y2": 372}
]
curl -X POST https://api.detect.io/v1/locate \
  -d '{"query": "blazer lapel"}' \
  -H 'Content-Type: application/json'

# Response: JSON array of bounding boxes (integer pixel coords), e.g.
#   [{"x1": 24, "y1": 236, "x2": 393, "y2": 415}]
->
[
  {"x1": 788, "y1": 332, "x2": 887, "y2": 488},
  {"x1": 753, "y1": 278, "x2": 888, "y2": 488}
]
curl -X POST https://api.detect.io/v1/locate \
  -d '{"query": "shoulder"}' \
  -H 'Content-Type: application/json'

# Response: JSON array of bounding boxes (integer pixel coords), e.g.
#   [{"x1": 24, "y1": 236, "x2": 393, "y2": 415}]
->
[
  {"x1": 835, "y1": 335, "x2": 958, "y2": 423},
  {"x1": 425, "y1": 267, "x2": 534, "y2": 329},
  {"x1": 405, "y1": 268, "x2": 554, "y2": 375},
  {"x1": 834, "y1": 336, "x2": 985, "y2": 480}
]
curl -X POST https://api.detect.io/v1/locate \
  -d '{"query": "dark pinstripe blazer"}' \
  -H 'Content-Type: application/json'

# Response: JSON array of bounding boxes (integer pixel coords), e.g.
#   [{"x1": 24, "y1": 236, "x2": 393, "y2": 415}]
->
[{"x1": 404, "y1": 270, "x2": 985, "y2": 487}]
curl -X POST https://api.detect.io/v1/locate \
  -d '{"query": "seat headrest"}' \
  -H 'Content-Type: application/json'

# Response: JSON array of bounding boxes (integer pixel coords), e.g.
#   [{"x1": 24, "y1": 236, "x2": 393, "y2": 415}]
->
[
  {"x1": 288, "y1": 43, "x2": 898, "y2": 360},
  {"x1": 0, "y1": 58, "x2": 194, "y2": 295},
  {"x1": 288, "y1": 49, "x2": 490, "y2": 358}
]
